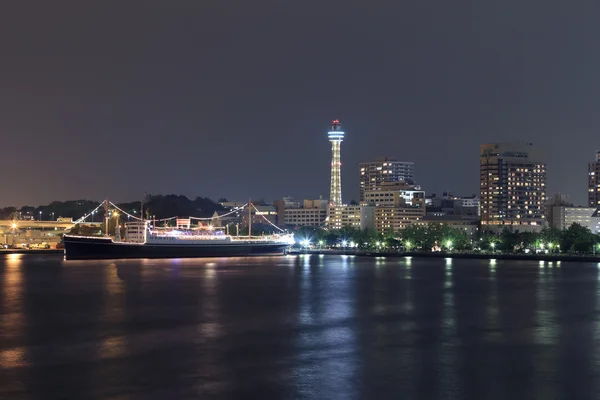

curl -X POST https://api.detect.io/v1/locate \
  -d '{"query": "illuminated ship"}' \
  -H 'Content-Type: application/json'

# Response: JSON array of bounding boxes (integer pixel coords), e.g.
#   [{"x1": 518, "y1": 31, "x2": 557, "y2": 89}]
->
[{"x1": 63, "y1": 219, "x2": 294, "y2": 260}]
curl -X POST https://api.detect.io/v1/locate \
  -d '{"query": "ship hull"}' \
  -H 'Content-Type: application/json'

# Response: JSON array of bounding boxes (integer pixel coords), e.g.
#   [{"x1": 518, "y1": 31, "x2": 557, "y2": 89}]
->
[{"x1": 63, "y1": 236, "x2": 291, "y2": 260}]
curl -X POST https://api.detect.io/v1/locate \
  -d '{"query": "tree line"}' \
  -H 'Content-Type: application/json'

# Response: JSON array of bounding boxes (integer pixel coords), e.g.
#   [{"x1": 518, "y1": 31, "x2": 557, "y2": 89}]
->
[
  {"x1": 292, "y1": 223, "x2": 600, "y2": 254},
  {"x1": 0, "y1": 194, "x2": 226, "y2": 221}
]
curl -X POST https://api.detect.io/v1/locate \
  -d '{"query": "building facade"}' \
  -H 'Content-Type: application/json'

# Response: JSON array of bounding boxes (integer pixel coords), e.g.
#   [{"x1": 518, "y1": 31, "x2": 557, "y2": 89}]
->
[
  {"x1": 549, "y1": 206, "x2": 600, "y2": 233},
  {"x1": 426, "y1": 193, "x2": 480, "y2": 218},
  {"x1": 364, "y1": 189, "x2": 425, "y2": 208},
  {"x1": 327, "y1": 205, "x2": 375, "y2": 230},
  {"x1": 589, "y1": 151, "x2": 600, "y2": 207},
  {"x1": 363, "y1": 181, "x2": 425, "y2": 234},
  {"x1": 278, "y1": 198, "x2": 329, "y2": 227},
  {"x1": 373, "y1": 206, "x2": 425, "y2": 234},
  {"x1": 242, "y1": 205, "x2": 278, "y2": 227},
  {"x1": 359, "y1": 158, "x2": 415, "y2": 202},
  {"x1": 480, "y1": 142, "x2": 547, "y2": 232},
  {"x1": 284, "y1": 208, "x2": 328, "y2": 227},
  {"x1": 418, "y1": 215, "x2": 480, "y2": 238}
]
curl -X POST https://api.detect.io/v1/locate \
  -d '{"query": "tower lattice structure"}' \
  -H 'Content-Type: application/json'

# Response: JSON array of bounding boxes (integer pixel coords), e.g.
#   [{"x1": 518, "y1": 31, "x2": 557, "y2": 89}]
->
[{"x1": 328, "y1": 120, "x2": 345, "y2": 206}]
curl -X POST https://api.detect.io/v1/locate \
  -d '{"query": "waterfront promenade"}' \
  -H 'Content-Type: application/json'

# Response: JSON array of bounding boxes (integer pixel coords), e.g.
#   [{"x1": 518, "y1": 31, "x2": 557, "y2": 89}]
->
[
  {"x1": 290, "y1": 248, "x2": 600, "y2": 263},
  {"x1": 2, "y1": 248, "x2": 598, "y2": 263}
]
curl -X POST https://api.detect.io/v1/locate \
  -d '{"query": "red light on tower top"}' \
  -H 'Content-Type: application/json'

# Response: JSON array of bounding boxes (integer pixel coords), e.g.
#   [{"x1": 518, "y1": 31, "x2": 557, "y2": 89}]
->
[{"x1": 331, "y1": 119, "x2": 342, "y2": 131}]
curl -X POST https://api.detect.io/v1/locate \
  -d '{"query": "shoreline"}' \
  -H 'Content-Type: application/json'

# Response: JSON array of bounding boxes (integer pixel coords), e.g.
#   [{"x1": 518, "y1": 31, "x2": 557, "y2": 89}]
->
[
  {"x1": 290, "y1": 249, "x2": 600, "y2": 263},
  {"x1": 1, "y1": 248, "x2": 598, "y2": 263},
  {"x1": 0, "y1": 249, "x2": 63, "y2": 256}
]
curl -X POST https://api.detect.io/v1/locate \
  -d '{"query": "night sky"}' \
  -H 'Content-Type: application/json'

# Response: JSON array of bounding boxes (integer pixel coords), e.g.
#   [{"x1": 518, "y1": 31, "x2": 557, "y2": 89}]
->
[{"x1": 2, "y1": 1, "x2": 600, "y2": 207}]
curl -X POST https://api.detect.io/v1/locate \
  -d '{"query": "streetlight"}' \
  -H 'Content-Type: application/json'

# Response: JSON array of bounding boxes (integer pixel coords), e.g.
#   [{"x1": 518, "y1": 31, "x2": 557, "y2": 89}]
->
[
  {"x1": 11, "y1": 222, "x2": 17, "y2": 247},
  {"x1": 490, "y1": 242, "x2": 496, "y2": 253},
  {"x1": 301, "y1": 239, "x2": 311, "y2": 250},
  {"x1": 446, "y1": 239, "x2": 453, "y2": 251},
  {"x1": 112, "y1": 211, "x2": 119, "y2": 235},
  {"x1": 341, "y1": 240, "x2": 348, "y2": 248},
  {"x1": 318, "y1": 240, "x2": 324, "y2": 249},
  {"x1": 39, "y1": 211, "x2": 42, "y2": 221},
  {"x1": 405, "y1": 241, "x2": 412, "y2": 251}
]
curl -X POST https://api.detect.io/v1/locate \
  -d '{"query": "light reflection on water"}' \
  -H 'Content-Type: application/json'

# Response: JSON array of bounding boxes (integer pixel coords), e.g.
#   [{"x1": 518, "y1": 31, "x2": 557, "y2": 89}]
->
[
  {"x1": 1, "y1": 255, "x2": 600, "y2": 398},
  {"x1": 294, "y1": 254, "x2": 358, "y2": 398},
  {"x1": 0, "y1": 254, "x2": 25, "y2": 369},
  {"x1": 444, "y1": 258, "x2": 453, "y2": 289}
]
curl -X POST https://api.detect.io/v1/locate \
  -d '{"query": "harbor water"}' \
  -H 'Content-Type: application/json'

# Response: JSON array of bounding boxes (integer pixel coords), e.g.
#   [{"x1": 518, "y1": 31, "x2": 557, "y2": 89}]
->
[{"x1": 1, "y1": 254, "x2": 600, "y2": 399}]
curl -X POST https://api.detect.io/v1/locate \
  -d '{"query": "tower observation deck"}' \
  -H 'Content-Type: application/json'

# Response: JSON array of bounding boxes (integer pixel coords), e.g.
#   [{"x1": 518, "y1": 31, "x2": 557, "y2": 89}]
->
[{"x1": 328, "y1": 120, "x2": 345, "y2": 206}]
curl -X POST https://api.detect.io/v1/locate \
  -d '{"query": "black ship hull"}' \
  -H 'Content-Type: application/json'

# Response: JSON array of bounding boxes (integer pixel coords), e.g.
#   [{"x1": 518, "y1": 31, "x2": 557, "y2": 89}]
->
[{"x1": 63, "y1": 236, "x2": 291, "y2": 260}]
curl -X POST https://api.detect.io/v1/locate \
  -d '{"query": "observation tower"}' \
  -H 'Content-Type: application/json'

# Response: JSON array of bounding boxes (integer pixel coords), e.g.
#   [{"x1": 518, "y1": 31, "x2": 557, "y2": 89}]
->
[{"x1": 328, "y1": 120, "x2": 345, "y2": 206}]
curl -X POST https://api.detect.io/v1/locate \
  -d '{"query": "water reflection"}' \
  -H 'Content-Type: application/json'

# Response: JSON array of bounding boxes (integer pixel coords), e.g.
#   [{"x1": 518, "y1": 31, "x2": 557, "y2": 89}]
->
[
  {"x1": 556, "y1": 265, "x2": 598, "y2": 398},
  {"x1": 1, "y1": 255, "x2": 600, "y2": 399},
  {"x1": 340, "y1": 255, "x2": 349, "y2": 269},
  {"x1": 0, "y1": 254, "x2": 25, "y2": 371},
  {"x1": 439, "y1": 260, "x2": 458, "y2": 398},
  {"x1": 494, "y1": 260, "x2": 539, "y2": 398},
  {"x1": 293, "y1": 255, "x2": 358, "y2": 398},
  {"x1": 444, "y1": 258, "x2": 453, "y2": 289},
  {"x1": 489, "y1": 259, "x2": 497, "y2": 279}
]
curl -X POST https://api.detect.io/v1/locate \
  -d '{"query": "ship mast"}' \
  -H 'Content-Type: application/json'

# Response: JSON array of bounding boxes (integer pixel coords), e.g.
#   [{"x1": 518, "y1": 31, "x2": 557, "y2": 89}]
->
[
  {"x1": 248, "y1": 199, "x2": 252, "y2": 238},
  {"x1": 104, "y1": 199, "x2": 109, "y2": 237}
]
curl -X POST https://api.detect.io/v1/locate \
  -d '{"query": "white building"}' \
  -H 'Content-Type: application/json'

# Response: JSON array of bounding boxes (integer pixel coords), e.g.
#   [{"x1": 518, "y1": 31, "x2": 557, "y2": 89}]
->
[
  {"x1": 284, "y1": 208, "x2": 328, "y2": 227},
  {"x1": 549, "y1": 206, "x2": 600, "y2": 233},
  {"x1": 276, "y1": 198, "x2": 328, "y2": 227},
  {"x1": 327, "y1": 205, "x2": 375, "y2": 230},
  {"x1": 364, "y1": 189, "x2": 425, "y2": 207},
  {"x1": 459, "y1": 196, "x2": 480, "y2": 211}
]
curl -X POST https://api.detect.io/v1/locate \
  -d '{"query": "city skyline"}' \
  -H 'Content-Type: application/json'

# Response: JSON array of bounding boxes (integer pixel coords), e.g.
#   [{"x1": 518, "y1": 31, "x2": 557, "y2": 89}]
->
[
  {"x1": 2, "y1": 2, "x2": 600, "y2": 207},
  {"x1": 1, "y1": 125, "x2": 598, "y2": 208}
]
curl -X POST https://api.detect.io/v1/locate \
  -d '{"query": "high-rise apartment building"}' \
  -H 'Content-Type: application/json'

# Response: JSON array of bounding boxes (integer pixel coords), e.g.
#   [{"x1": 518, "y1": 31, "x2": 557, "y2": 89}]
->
[
  {"x1": 480, "y1": 142, "x2": 546, "y2": 231},
  {"x1": 364, "y1": 181, "x2": 426, "y2": 234},
  {"x1": 328, "y1": 120, "x2": 344, "y2": 206},
  {"x1": 588, "y1": 151, "x2": 600, "y2": 207},
  {"x1": 359, "y1": 158, "x2": 414, "y2": 202}
]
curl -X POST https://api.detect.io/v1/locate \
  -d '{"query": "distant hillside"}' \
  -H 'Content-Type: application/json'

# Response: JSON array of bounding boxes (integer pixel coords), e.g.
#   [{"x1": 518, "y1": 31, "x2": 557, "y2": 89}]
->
[{"x1": 0, "y1": 194, "x2": 227, "y2": 221}]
